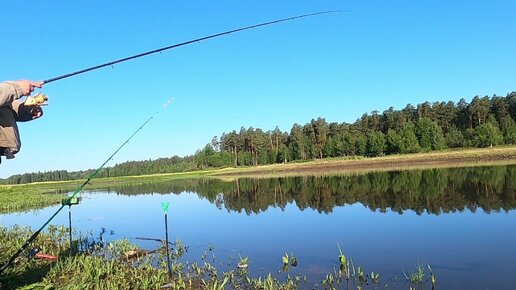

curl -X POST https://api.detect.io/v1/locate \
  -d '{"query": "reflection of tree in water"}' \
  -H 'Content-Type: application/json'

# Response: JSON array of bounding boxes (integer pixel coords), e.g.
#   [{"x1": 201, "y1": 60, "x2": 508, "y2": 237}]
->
[{"x1": 107, "y1": 165, "x2": 516, "y2": 215}]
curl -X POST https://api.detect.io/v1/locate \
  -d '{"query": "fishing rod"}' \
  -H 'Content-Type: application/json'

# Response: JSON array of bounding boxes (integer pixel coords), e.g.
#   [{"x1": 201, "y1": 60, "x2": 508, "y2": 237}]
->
[
  {"x1": 1, "y1": 10, "x2": 339, "y2": 274},
  {"x1": 43, "y1": 10, "x2": 339, "y2": 84},
  {"x1": 0, "y1": 113, "x2": 157, "y2": 274}
]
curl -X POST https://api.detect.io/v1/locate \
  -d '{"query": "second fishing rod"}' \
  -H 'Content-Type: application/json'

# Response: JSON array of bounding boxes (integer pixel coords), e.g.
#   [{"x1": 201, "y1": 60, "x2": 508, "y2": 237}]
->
[{"x1": 0, "y1": 109, "x2": 160, "y2": 274}]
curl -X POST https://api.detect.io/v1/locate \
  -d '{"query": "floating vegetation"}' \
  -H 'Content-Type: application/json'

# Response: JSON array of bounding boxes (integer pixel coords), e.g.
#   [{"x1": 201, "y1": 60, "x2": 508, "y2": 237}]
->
[
  {"x1": 370, "y1": 271, "x2": 380, "y2": 285},
  {"x1": 281, "y1": 253, "x2": 298, "y2": 272},
  {"x1": 400, "y1": 261, "x2": 438, "y2": 290},
  {"x1": 403, "y1": 262, "x2": 426, "y2": 284}
]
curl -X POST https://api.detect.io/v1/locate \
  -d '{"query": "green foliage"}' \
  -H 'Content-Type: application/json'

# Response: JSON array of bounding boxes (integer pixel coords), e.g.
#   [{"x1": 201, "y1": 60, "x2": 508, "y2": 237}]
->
[
  {"x1": 403, "y1": 262, "x2": 426, "y2": 284},
  {"x1": 366, "y1": 131, "x2": 386, "y2": 157},
  {"x1": 445, "y1": 126, "x2": 464, "y2": 148},
  {"x1": 0, "y1": 186, "x2": 63, "y2": 213},
  {"x1": 385, "y1": 129, "x2": 403, "y2": 154},
  {"x1": 237, "y1": 151, "x2": 252, "y2": 166},
  {"x1": 415, "y1": 118, "x2": 445, "y2": 151},
  {"x1": 312, "y1": 117, "x2": 329, "y2": 159},
  {"x1": 500, "y1": 115, "x2": 516, "y2": 145},
  {"x1": 462, "y1": 128, "x2": 476, "y2": 147},
  {"x1": 474, "y1": 122, "x2": 503, "y2": 147},
  {"x1": 354, "y1": 133, "x2": 367, "y2": 156},
  {"x1": 399, "y1": 122, "x2": 420, "y2": 153},
  {"x1": 282, "y1": 253, "x2": 289, "y2": 265},
  {"x1": 403, "y1": 261, "x2": 437, "y2": 288},
  {"x1": 195, "y1": 144, "x2": 233, "y2": 169}
]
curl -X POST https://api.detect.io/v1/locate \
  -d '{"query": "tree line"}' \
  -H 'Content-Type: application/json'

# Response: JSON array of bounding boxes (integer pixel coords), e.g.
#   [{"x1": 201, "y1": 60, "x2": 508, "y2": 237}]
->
[
  {"x1": 2, "y1": 92, "x2": 516, "y2": 184},
  {"x1": 198, "y1": 91, "x2": 516, "y2": 168},
  {"x1": 1, "y1": 156, "x2": 197, "y2": 184}
]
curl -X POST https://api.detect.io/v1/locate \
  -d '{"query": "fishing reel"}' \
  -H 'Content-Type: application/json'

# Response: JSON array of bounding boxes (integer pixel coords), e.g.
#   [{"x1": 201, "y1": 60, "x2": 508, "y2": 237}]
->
[{"x1": 24, "y1": 93, "x2": 48, "y2": 106}]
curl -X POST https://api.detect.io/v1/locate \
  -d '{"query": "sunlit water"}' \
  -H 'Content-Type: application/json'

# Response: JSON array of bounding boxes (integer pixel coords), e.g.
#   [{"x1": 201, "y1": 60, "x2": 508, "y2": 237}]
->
[{"x1": 2, "y1": 165, "x2": 516, "y2": 290}]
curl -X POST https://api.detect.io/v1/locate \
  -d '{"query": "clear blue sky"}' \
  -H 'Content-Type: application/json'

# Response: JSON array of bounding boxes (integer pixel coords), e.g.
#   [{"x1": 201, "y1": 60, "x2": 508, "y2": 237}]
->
[{"x1": 1, "y1": 0, "x2": 515, "y2": 178}]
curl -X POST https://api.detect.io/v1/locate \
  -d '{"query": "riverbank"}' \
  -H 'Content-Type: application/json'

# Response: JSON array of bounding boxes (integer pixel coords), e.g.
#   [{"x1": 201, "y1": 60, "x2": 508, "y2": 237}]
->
[
  {"x1": 211, "y1": 146, "x2": 516, "y2": 178},
  {"x1": 2, "y1": 146, "x2": 516, "y2": 213},
  {"x1": 0, "y1": 171, "x2": 214, "y2": 213}
]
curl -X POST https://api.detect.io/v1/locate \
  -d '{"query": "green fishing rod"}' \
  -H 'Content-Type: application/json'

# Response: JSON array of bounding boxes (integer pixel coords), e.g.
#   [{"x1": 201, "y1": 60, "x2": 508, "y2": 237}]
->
[
  {"x1": 1, "y1": 10, "x2": 340, "y2": 274},
  {"x1": 43, "y1": 10, "x2": 339, "y2": 84},
  {"x1": 0, "y1": 115, "x2": 156, "y2": 274}
]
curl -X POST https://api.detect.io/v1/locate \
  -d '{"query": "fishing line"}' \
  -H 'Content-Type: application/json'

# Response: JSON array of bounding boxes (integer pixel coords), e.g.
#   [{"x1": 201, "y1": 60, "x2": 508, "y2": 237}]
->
[
  {"x1": 43, "y1": 10, "x2": 340, "y2": 84},
  {"x1": 0, "y1": 99, "x2": 174, "y2": 274}
]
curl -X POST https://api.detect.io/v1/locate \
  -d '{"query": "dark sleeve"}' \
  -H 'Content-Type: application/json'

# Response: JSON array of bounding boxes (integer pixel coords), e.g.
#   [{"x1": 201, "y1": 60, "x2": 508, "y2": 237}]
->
[{"x1": 11, "y1": 100, "x2": 42, "y2": 122}]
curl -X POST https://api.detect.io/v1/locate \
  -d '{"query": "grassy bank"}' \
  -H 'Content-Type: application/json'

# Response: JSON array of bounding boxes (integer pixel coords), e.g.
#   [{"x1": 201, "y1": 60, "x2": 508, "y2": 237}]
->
[
  {"x1": 210, "y1": 146, "x2": 516, "y2": 178},
  {"x1": 0, "y1": 171, "x2": 212, "y2": 214},
  {"x1": 0, "y1": 187, "x2": 63, "y2": 214},
  {"x1": 2, "y1": 146, "x2": 516, "y2": 213},
  {"x1": 0, "y1": 226, "x2": 435, "y2": 290}
]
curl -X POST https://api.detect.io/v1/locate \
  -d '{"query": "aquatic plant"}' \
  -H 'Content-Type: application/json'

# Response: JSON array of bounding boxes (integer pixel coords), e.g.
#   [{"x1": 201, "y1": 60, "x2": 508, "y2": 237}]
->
[
  {"x1": 403, "y1": 262, "x2": 426, "y2": 284},
  {"x1": 289, "y1": 254, "x2": 298, "y2": 267},
  {"x1": 370, "y1": 271, "x2": 380, "y2": 285},
  {"x1": 282, "y1": 252, "x2": 298, "y2": 272},
  {"x1": 321, "y1": 272, "x2": 338, "y2": 290},
  {"x1": 337, "y1": 243, "x2": 354, "y2": 281},
  {"x1": 428, "y1": 264, "x2": 437, "y2": 290},
  {"x1": 237, "y1": 255, "x2": 249, "y2": 271},
  {"x1": 357, "y1": 265, "x2": 366, "y2": 284},
  {"x1": 282, "y1": 252, "x2": 289, "y2": 266},
  {"x1": 401, "y1": 261, "x2": 438, "y2": 289}
]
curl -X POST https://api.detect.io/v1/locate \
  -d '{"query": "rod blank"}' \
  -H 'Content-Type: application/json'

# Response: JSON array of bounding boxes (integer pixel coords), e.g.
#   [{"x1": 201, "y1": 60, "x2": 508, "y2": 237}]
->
[{"x1": 43, "y1": 11, "x2": 340, "y2": 84}]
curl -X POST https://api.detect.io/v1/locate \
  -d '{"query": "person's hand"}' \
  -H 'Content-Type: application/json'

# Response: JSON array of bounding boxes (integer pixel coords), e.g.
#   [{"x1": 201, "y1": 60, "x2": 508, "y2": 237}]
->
[
  {"x1": 14, "y1": 80, "x2": 44, "y2": 96},
  {"x1": 28, "y1": 106, "x2": 43, "y2": 120}
]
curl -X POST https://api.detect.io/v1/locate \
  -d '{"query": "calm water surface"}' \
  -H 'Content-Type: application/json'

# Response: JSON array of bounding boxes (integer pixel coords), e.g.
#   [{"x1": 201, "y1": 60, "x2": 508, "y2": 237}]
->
[{"x1": 2, "y1": 165, "x2": 516, "y2": 290}]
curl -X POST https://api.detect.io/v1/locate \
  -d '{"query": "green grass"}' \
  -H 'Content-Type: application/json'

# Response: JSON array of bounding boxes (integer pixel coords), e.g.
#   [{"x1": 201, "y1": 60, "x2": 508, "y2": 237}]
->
[
  {"x1": 0, "y1": 186, "x2": 63, "y2": 214},
  {"x1": 0, "y1": 225, "x2": 438, "y2": 289},
  {"x1": 0, "y1": 172, "x2": 211, "y2": 214},
  {"x1": 0, "y1": 226, "x2": 305, "y2": 289}
]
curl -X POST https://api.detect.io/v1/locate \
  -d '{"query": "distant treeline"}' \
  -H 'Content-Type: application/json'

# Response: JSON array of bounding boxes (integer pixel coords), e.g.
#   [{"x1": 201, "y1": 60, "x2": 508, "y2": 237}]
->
[
  {"x1": 1, "y1": 156, "x2": 196, "y2": 185},
  {"x1": 2, "y1": 92, "x2": 516, "y2": 184}
]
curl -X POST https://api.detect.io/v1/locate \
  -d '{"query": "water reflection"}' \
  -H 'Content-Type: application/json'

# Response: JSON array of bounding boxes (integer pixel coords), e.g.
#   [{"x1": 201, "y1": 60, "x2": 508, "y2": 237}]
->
[{"x1": 106, "y1": 165, "x2": 516, "y2": 215}]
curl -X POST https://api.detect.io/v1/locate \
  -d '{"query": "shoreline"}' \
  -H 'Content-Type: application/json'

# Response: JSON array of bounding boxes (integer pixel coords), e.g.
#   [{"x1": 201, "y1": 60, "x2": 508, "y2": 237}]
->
[
  {"x1": 209, "y1": 146, "x2": 516, "y2": 178},
  {"x1": 3, "y1": 147, "x2": 516, "y2": 188}
]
